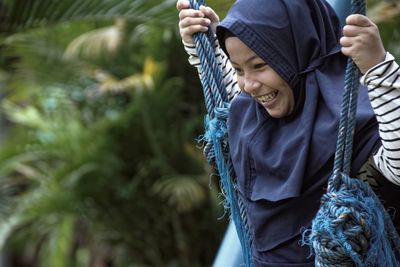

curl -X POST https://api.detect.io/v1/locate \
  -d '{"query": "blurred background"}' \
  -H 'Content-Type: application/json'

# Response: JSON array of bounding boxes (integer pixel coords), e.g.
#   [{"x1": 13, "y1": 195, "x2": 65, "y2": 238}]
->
[{"x1": 0, "y1": 0, "x2": 398, "y2": 266}]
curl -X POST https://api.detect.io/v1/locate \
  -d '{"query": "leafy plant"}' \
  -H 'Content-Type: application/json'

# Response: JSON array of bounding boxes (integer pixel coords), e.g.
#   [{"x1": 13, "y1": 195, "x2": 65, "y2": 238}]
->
[{"x1": 0, "y1": 0, "x2": 230, "y2": 266}]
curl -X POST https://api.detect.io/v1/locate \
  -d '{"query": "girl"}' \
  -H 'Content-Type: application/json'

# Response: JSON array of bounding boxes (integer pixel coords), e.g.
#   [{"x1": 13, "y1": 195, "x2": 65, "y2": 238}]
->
[{"x1": 177, "y1": 0, "x2": 400, "y2": 265}]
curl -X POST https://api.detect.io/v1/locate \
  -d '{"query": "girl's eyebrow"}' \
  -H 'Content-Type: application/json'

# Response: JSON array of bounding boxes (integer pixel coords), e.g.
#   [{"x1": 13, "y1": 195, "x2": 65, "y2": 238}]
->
[{"x1": 230, "y1": 54, "x2": 260, "y2": 66}]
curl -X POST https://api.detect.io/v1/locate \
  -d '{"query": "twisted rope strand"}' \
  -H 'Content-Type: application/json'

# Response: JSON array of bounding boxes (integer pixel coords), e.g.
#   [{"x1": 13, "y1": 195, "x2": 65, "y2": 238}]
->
[
  {"x1": 329, "y1": 0, "x2": 365, "y2": 192},
  {"x1": 342, "y1": 62, "x2": 359, "y2": 175}
]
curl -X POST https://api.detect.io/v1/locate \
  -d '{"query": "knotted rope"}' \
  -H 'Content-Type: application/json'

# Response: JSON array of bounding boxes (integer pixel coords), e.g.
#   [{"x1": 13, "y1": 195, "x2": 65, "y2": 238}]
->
[
  {"x1": 188, "y1": 1, "x2": 252, "y2": 266},
  {"x1": 304, "y1": 0, "x2": 400, "y2": 266}
]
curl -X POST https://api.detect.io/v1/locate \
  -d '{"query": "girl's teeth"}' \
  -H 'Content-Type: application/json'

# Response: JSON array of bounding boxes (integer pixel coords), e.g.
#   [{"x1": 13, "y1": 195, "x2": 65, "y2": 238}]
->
[{"x1": 258, "y1": 91, "x2": 278, "y2": 103}]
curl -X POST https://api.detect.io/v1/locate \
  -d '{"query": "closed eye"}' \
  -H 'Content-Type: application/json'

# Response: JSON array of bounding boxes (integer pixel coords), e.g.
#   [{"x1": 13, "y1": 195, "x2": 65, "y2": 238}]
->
[
  {"x1": 254, "y1": 63, "x2": 267, "y2": 70},
  {"x1": 233, "y1": 67, "x2": 244, "y2": 76}
]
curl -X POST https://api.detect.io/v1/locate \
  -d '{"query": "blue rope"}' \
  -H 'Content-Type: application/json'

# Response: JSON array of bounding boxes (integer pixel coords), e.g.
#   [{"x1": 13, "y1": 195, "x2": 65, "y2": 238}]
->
[
  {"x1": 304, "y1": 1, "x2": 400, "y2": 266},
  {"x1": 188, "y1": 1, "x2": 252, "y2": 266}
]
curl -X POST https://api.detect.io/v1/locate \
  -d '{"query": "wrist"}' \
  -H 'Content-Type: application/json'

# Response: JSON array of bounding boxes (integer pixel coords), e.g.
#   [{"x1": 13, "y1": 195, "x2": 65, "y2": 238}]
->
[
  {"x1": 360, "y1": 51, "x2": 394, "y2": 85},
  {"x1": 360, "y1": 50, "x2": 386, "y2": 74},
  {"x1": 182, "y1": 40, "x2": 196, "y2": 48}
]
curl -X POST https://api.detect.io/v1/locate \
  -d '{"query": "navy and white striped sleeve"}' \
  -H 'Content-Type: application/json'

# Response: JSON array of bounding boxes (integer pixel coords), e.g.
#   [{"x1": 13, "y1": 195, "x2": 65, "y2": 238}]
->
[
  {"x1": 183, "y1": 38, "x2": 241, "y2": 101},
  {"x1": 360, "y1": 52, "x2": 400, "y2": 186}
]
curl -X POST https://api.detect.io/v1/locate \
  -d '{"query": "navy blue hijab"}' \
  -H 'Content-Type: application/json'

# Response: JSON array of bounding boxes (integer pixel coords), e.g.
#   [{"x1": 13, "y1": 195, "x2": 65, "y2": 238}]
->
[{"x1": 216, "y1": 0, "x2": 380, "y2": 262}]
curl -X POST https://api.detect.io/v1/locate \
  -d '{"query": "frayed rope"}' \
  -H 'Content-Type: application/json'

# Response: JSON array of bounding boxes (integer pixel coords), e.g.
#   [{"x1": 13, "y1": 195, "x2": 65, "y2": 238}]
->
[{"x1": 302, "y1": 173, "x2": 400, "y2": 266}]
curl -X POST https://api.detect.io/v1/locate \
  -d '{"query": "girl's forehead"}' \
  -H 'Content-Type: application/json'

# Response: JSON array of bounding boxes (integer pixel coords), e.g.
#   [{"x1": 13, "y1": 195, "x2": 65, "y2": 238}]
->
[{"x1": 225, "y1": 37, "x2": 264, "y2": 66}]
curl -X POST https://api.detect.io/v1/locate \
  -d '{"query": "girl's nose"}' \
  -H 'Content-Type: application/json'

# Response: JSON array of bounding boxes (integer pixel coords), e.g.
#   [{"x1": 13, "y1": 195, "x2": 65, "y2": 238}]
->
[{"x1": 243, "y1": 75, "x2": 261, "y2": 95}]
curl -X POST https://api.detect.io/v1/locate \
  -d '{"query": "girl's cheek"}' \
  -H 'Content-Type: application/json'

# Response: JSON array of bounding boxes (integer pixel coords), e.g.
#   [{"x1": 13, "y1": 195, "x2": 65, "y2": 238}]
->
[{"x1": 237, "y1": 79, "x2": 245, "y2": 91}]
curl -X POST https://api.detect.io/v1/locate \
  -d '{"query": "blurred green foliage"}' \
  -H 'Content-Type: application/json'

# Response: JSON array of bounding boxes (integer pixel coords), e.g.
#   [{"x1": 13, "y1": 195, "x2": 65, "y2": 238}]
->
[
  {"x1": 0, "y1": 0, "x2": 236, "y2": 266},
  {"x1": 366, "y1": 0, "x2": 400, "y2": 59}
]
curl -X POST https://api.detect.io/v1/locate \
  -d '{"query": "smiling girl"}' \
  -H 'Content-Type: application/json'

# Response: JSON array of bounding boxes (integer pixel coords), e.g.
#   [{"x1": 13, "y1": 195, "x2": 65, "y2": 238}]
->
[{"x1": 177, "y1": 0, "x2": 400, "y2": 265}]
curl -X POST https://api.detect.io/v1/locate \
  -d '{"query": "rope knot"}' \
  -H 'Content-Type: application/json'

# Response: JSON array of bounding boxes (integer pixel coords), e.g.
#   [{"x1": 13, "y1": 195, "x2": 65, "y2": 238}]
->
[
  {"x1": 207, "y1": 103, "x2": 230, "y2": 139},
  {"x1": 198, "y1": 103, "x2": 230, "y2": 165},
  {"x1": 304, "y1": 173, "x2": 400, "y2": 266}
]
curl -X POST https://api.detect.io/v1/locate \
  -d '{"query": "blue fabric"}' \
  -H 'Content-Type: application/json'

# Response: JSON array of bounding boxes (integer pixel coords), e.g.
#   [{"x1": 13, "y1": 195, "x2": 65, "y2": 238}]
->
[{"x1": 216, "y1": 0, "x2": 380, "y2": 265}]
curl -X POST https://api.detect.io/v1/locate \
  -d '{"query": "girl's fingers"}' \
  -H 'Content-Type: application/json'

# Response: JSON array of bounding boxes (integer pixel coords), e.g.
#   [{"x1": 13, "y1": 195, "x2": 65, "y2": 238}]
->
[
  {"x1": 180, "y1": 25, "x2": 208, "y2": 43},
  {"x1": 342, "y1": 25, "x2": 362, "y2": 37},
  {"x1": 345, "y1": 14, "x2": 373, "y2": 27},
  {"x1": 179, "y1": 17, "x2": 210, "y2": 29},
  {"x1": 180, "y1": 24, "x2": 208, "y2": 36},
  {"x1": 176, "y1": 0, "x2": 190, "y2": 11},
  {"x1": 177, "y1": 2, "x2": 218, "y2": 44},
  {"x1": 340, "y1": 46, "x2": 353, "y2": 57},
  {"x1": 339, "y1": 36, "x2": 353, "y2": 47},
  {"x1": 199, "y1": 5, "x2": 219, "y2": 23},
  {"x1": 179, "y1": 15, "x2": 210, "y2": 43},
  {"x1": 179, "y1": 9, "x2": 204, "y2": 20}
]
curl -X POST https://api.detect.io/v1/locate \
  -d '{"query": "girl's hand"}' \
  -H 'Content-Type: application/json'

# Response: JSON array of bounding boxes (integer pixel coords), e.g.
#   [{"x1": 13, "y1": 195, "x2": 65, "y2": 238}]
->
[
  {"x1": 340, "y1": 14, "x2": 386, "y2": 74},
  {"x1": 177, "y1": 0, "x2": 219, "y2": 44}
]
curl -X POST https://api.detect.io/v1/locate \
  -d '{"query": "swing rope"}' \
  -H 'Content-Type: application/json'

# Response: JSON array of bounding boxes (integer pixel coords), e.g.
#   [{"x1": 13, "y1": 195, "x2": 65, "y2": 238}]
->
[
  {"x1": 188, "y1": 1, "x2": 252, "y2": 266},
  {"x1": 304, "y1": 0, "x2": 400, "y2": 266}
]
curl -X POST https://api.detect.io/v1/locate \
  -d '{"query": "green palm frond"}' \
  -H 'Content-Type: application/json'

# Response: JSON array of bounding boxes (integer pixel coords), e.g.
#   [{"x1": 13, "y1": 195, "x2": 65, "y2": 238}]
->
[
  {"x1": 0, "y1": 213, "x2": 20, "y2": 249},
  {"x1": 0, "y1": 182, "x2": 77, "y2": 250},
  {"x1": 2, "y1": 100, "x2": 48, "y2": 129},
  {"x1": 153, "y1": 175, "x2": 207, "y2": 213},
  {"x1": 0, "y1": 0, "x2": 176, "y2": 35},
  {"x1": 64, "y1": 19, "x2": 125, "y2": 60},
  {"x1": 39, "y1": 215, "x2": 75, "y2": 267}
]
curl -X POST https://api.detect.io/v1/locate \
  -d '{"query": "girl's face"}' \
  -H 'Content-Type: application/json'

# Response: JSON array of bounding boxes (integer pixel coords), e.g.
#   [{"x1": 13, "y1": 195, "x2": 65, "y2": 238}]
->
[{"x1": 225, "y1": 37, "x2": 295, "y2": 118}]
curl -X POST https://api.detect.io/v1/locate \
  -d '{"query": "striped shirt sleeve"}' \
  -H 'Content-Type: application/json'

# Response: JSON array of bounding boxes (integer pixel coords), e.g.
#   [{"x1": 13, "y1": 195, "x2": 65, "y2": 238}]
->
[
  {"x1": 182, "y1": 38, "x2": 241, "y2": 101},
  {"x1": 360, "y1": 52, "x2": 400, "y2": 186}
]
